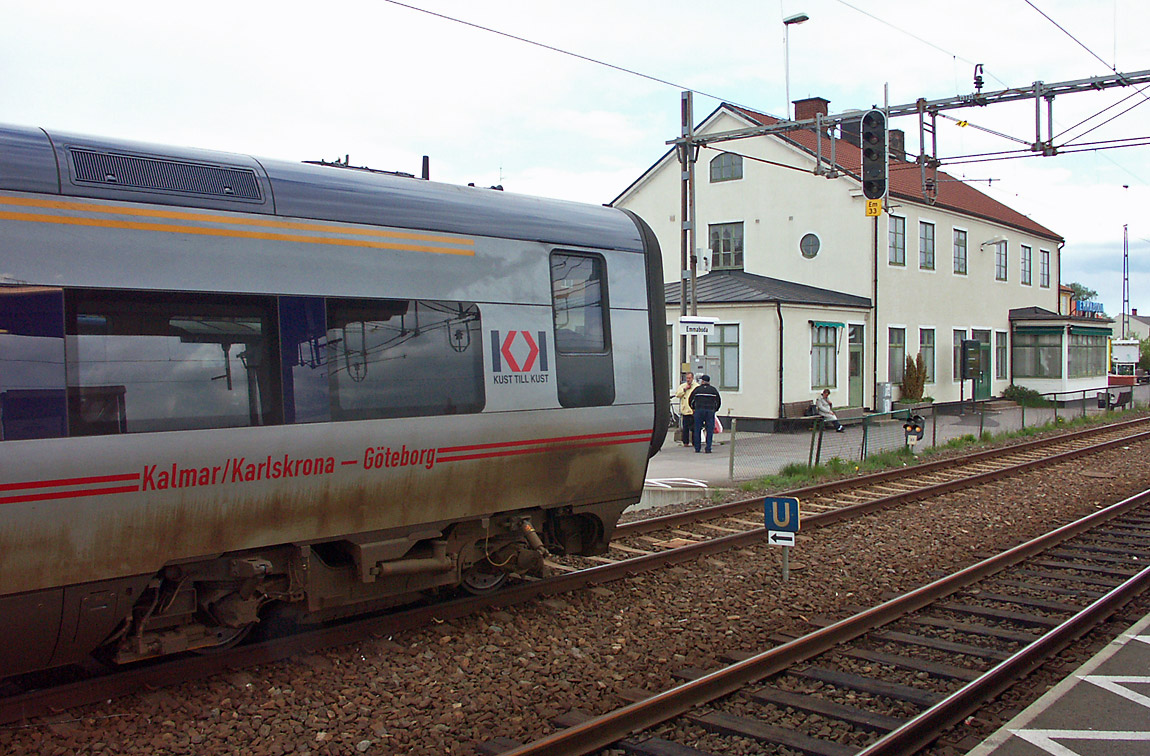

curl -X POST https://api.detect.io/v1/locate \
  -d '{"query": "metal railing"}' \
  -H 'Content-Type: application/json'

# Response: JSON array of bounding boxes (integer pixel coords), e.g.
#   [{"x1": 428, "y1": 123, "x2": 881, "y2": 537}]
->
[{"x1": 725, "y1": 383, "x2": 1149, "y2": 481}]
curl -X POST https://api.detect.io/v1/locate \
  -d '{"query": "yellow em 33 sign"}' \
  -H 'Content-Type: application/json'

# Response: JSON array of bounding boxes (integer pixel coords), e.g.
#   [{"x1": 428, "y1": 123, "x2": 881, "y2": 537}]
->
[{"x1": 865, "y1": 199, "x2": 883, "y2": 216}]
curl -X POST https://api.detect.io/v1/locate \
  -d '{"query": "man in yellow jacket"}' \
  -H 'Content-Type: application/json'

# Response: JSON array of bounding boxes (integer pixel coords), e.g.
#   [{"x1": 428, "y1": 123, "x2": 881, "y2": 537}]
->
[{"x1": 674, "y1": 372, "x2": 700, "y2": 447}]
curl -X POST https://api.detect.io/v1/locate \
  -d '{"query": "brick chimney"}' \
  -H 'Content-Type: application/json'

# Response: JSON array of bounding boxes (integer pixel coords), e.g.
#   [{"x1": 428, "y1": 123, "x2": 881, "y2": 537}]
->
[
  {"x1": 889, "y1": 129, "x2": 906, "y2": 162},
  {"x1": 794, "y1": 97, "x2": 830, "y2": 122},
  {"x1": 1134, "y1": 308, "x2": 1139, "y2": 316}
]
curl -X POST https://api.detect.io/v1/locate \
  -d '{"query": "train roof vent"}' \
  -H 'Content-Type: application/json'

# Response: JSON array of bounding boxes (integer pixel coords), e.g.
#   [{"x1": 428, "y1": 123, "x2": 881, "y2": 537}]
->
[{"x1": 70, "y1": 149, "x2": 262, "y2": 200}]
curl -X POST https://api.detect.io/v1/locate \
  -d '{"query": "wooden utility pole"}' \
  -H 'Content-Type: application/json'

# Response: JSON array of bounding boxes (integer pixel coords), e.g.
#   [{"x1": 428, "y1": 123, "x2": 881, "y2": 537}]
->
[{"x1": 677, "y1": 91, "x2": 698, "y2": 376}]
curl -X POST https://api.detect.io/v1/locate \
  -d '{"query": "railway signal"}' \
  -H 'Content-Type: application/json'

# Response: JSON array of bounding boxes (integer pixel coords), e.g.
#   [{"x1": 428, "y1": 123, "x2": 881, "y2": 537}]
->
[
  {"x1": 903, "y1": 414, "x2": 925, "y2": 453},
  {"x1": 860, "y1": 109, "x2": 887, "y2": 201}
]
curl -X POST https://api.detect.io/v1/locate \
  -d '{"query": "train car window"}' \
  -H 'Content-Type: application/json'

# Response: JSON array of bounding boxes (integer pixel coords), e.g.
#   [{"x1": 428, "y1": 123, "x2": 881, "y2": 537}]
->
[
  {"x1": 279, "y1": 296, "x2": 331, "y2": 424},
  {"x1": 325, "y1": 298, "x2": 484, "y2": 420},
  {"x1": 550, "y1": 252, "x2": 615, "y2": 407},
  {"x1": 550, "y1": 254, "x2": 606, "y2": 352},
  {"x1": 0, "y1": 287, "x2": 68, "y2": 441},
  {"x1": 65, "y1": 291, "x2": 280, "y2": 435}
]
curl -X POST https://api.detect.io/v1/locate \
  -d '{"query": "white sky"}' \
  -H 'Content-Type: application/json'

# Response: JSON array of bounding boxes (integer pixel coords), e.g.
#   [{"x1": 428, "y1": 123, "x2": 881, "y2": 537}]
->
[{"x1": 3, "y1": 0, "x2": 1149, "y2": 314}]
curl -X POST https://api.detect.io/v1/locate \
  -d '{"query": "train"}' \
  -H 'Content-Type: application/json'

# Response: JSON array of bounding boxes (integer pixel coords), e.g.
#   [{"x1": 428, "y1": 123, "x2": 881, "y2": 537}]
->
[{"x1": 0, "y1": 124, "x2": 668, "y2": 678}]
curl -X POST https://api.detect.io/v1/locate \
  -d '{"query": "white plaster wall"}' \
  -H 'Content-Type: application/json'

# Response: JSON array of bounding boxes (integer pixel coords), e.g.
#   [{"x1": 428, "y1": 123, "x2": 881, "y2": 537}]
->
[
  {"x1": 876, "y1": 205, "x2": 1060, "y2": 402},
  {"x1": 666, "y1": 302, "x2": 869, "y2": 418},
  {"x1": 618, "y1": 107, "x2": 1065, "y2": 411}
]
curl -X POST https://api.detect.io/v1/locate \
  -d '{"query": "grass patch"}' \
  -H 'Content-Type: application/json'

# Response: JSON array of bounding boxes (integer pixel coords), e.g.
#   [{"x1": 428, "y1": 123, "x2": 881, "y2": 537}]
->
[{"x1": 737, "y1": 405, "x2": 1148, "y2": 494}]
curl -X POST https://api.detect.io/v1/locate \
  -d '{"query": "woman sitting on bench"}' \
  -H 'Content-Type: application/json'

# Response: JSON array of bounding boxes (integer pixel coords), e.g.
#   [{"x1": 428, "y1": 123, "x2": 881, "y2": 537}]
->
[{"x1": 816, "y1": 389, "x2": 845, "y2": 432}]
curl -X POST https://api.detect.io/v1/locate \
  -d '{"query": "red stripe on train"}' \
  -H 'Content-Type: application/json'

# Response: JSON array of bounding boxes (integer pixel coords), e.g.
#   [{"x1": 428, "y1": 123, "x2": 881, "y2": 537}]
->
[
  {"x1": 0, "y1": 485, "x2": 142, "y2": 506},
  {"x1": 438, "y1": 429, "x2": 652, "y2": 455},
  {"x1": 0, "y1": 472, "x2": 141, "y2": 493},
  {"x1": 437, "y1": 435, "x2": 652, "y2": 463}
]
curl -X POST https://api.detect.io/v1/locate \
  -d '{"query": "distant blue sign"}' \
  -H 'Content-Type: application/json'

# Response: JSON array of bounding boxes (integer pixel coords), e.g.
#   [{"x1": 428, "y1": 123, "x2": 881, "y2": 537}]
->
[
  {"x1": 1076, "y1": 300, "x2": 1105, "y2": 313},
  {"x1": 764, "y1": 497, "x2": 801, "y2": 533}
]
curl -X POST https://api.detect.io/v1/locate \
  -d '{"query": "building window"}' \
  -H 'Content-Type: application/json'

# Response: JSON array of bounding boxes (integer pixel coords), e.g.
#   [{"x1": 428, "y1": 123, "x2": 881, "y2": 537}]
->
[
  {"x1": 709, "y1": 222, "x2": 744, "y2": 271},
  {"x1": 706, "y1": 324, "x2": 739, "y2": 391},
  {"x1": 800, "y1": 233, "x2": 820, "y2": 259},
  {"x1": 919, "y1": 221, "x2": 935, "y2": 270},
  {"x1": 953, "y1": 329, "x2": 967, "y2": 381},
  {"x1": 1069, "y1": 332, "x2": 1108, "y2": 378},
  {"x1": 1014, "y1": 332, "x2": 1062, "y2": 378},
  {"x1": 888, "y1": 327, "x2": 905, "y2": 383},
  {"x1": 953, "y1": 229, "x2": 967, "y2": 275},
  {"x1": 1021, "y1": 245, "x2": 1032, "y2": 286},
  {"x1": 709, "y1": 152, "x2": 743, "y2": 182},
  {"x1": 996, "y1": 331, "x2": 1008, "y2": 379},
  {"x1": 889, "y1": 216, "x2": 906, "y2": 266},
  {"x1": 811, "y1": 325, "x2": 837, "y2": 389},
  {"x1": 919, "y1": 328, "x2": 935, "y2": 383},
  {"x1": 995, "y1": 242, "x2": 1008, "y2": 281},
  {"x1": 1040, "y1": 249, "x2": 1051, "y2": 288}
]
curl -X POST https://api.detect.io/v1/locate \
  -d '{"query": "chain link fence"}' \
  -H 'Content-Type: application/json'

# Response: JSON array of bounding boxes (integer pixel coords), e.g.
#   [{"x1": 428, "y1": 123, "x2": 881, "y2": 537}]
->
[{"x1": 725, "y1": 383, "x2": 1150, "y2": 481}]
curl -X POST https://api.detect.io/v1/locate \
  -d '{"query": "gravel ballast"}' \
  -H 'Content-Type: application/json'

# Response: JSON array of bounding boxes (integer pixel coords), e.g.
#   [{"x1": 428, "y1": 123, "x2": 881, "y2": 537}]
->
[{"x1": 5, "y1": 436, "x2": 1150, "y2": 756}]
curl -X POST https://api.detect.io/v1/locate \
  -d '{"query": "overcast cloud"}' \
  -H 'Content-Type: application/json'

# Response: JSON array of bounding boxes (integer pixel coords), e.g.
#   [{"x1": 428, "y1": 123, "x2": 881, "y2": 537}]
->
[{"x1": 2, "y1": 0, "x2": 1148, "y2": 313}]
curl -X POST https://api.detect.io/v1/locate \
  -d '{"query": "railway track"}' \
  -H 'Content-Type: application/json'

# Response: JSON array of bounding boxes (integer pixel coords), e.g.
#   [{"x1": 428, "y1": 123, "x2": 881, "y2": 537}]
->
[
  {"x1": 482, "y1": 487, "x2": 1150, "y2": 756},
  {"x1": 3, "y1": 415, "x2": 1149, "y2": 726},
  {"x1": 609, "y1": 415, "x2": 1150, "y2": 542}
]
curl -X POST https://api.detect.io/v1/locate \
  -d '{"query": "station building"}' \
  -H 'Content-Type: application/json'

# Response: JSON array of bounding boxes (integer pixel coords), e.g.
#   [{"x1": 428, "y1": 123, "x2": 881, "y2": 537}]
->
[{"x1": 612, "y1": 98, "x2": 1111, "y2": 422}]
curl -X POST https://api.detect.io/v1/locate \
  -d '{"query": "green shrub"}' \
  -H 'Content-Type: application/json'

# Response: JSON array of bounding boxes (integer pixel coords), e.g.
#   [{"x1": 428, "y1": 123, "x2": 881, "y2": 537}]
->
[
  {"x1": 901, "y1": 353, "x2": 927, "y2": 401},
  {"x1": 1002, "y1": 384, "x2": 1049, "y2": 407}
]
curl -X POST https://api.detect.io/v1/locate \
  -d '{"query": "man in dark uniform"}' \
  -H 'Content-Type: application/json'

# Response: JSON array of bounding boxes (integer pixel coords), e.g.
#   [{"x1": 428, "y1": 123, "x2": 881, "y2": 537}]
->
[{"x1": 688, "y1": 374, "x2": 721, "y2": 453}]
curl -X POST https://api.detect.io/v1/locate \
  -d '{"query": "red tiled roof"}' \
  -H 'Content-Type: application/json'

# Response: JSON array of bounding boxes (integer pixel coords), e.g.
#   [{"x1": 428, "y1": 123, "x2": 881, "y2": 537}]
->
[{"x1": 726, "y1": 104, "x2": 1062, "y2": 242}]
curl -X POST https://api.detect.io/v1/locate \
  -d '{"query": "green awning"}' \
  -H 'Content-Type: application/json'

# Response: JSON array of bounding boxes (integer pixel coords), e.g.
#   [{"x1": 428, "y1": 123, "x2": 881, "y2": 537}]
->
[
  {"x1": 1014, "y1": 326, "x2": 1064, "y2": 335},
  {"x1": 1070, "y1": 326, "x2": 1111, "y2": 336},
  {"x1": 812, "y1": 321, "x2": 844, "y2": 329}
]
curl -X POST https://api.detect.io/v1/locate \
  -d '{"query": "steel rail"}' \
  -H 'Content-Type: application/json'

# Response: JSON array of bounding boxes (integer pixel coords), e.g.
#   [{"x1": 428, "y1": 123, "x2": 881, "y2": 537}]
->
[
  {"x1": 858, "y1": 562, "x2": 1150, "y2": 754},
  {"x1": 4, "y1": 422, "x2": 1148, "y2": 725},
  {"x1": 498, "y1": 488, "x2": 1150, "y2": 756},
  {"x1": 619, "y1": 417, "x2": 1150, "y2": 536}
]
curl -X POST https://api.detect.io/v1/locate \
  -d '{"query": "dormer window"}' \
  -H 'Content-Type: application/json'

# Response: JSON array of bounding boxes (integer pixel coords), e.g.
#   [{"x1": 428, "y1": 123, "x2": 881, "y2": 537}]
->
[{"x1": 709, "y1": 152, "x2": 743, "y2": 182}]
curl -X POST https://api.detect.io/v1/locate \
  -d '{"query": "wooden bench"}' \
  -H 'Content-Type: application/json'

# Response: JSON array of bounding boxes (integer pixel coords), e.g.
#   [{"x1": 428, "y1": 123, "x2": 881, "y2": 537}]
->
[
  {"x1": 779, "y1": 400, "x2": 818, "y2": 431},
  {"x1": 779, "y1": 402, "x2": 868, "y2": 432},
  {"x1": 1097, "y1": 389, "x2": 1133, "y2": 410},
  {"x1": 836, "y1": 406, "x2": 866, "y2": 425}
]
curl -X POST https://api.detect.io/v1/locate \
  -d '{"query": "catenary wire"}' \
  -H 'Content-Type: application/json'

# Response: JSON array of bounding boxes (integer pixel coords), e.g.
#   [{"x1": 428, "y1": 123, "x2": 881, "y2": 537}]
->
[
  {"x1": 1058, "y1": 85, "x2": 1150, "y2": 147},
  {"x1": 829, "y1": 0, "x2": 1009, "y2": 88},
  {"x1": 378, "y1": 0, "x2": 744, "y2": 107},
  {"x1": 1053, "y1": 82, "x2": 1150, "y2": 141},
  {"x1": 1022, "y1": 0, "x2": 1116, "y2": 73}
]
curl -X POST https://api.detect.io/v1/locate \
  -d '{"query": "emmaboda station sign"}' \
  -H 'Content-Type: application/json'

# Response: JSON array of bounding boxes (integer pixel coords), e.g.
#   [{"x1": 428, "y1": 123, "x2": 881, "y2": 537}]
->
[{"x1": 679, "y1": 316, "x2": 719, "y2": 337}]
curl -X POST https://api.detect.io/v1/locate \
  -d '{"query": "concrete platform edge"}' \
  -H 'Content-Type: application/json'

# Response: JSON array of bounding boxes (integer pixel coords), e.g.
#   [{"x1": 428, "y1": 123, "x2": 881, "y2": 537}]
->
[{"x1": 966, "y1": 611, "x2": 1150, "y2": 755}]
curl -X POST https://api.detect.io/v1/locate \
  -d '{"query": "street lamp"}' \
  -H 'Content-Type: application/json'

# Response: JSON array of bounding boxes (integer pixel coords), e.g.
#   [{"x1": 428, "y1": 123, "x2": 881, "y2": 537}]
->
[{"x1": 784, "y1": 12, "x2": 809, "y2": 119}]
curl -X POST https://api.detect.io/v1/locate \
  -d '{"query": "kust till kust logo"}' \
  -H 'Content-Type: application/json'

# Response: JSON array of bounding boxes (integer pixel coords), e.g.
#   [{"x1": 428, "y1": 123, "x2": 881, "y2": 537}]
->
[{"x1": 490, "y1": 329, "x2": 550, "y2": 385}]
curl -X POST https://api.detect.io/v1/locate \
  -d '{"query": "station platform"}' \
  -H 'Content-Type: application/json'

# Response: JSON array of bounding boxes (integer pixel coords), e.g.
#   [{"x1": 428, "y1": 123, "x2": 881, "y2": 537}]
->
[{"x1": 968, "y1": 611, "x2": 1150, "y2": 755}]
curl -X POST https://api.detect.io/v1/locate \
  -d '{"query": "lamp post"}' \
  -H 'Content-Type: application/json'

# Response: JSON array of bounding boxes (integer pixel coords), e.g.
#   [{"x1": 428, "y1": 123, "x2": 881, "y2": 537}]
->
[{"x1": 783, "y1": 12, "x2": 809, "y2": 119}]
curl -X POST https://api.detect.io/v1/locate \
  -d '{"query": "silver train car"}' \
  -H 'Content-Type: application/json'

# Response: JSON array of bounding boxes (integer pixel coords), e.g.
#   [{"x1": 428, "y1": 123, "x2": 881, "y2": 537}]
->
[{"x1": 0, "y1": 125, "x2": 668, "y2": 678}]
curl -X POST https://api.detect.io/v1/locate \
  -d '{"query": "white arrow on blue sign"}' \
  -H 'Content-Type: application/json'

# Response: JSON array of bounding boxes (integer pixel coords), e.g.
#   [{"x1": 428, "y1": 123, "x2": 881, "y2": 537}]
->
[{"x1": 764, "y1": 496, "x2": 800, "y2": 533}]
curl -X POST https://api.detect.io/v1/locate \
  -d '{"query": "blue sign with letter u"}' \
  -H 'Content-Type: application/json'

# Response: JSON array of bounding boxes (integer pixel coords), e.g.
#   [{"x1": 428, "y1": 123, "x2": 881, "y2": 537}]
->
[{"x1": 764, "y1": 497, "x2": 800, "y2": 532}]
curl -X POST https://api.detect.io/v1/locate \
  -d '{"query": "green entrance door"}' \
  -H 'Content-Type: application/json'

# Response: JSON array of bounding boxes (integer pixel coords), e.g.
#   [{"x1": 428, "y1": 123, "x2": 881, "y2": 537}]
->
[
  {"x1": 972, "y1": 329, "x2": 992, "y2": 400},
  {"x1": 849, "y1": 325, "x2": 864, "y2": 408}
]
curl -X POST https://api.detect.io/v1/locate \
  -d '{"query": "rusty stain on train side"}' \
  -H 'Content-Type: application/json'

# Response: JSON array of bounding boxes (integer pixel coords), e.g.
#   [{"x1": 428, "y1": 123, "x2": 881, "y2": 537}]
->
[{"x1": 0, "y1": 444, "x2": 645, "y2": 595}]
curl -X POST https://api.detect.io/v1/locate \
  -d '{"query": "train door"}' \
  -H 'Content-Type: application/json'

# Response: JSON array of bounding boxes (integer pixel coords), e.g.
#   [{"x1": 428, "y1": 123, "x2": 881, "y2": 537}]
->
[{"x1": 848, "y1": 325, "x2": 864, "y2": 408}]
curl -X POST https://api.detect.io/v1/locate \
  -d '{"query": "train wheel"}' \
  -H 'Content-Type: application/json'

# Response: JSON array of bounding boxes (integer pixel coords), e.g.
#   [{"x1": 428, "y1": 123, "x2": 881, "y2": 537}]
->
[
  {"x1": 461, "y1": 566, "x2": 507, "y2": 595},
  {"x1": 195, "y1": 622, "x2": 255, "y2": 653}
]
